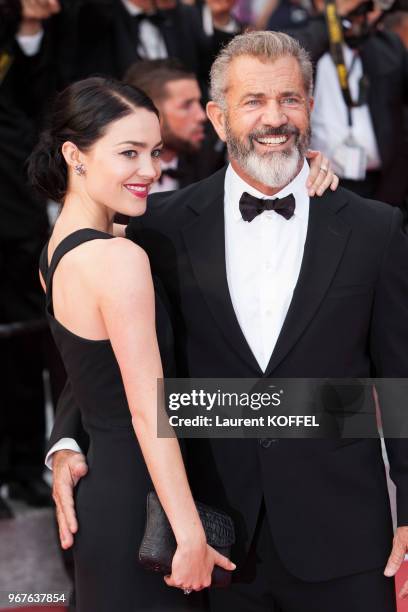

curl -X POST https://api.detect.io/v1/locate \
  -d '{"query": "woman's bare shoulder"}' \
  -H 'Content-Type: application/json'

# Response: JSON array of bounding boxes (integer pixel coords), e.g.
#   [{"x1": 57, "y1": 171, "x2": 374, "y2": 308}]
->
[{"x1": 84, "y1": 237, "x2": 152, "y2": 295}]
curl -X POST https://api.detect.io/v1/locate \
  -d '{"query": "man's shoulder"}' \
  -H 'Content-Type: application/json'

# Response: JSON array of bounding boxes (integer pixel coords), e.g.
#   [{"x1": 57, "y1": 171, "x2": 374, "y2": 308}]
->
[
  {"x1": 146, "y1": 167, "x2": 226, "y2": 218},
  {"x1": 332, "y1": 186, "x2": 401, "y2": 235},
  {"x1": 364, "y1": 29, "x2": 406, "y2": 60}
]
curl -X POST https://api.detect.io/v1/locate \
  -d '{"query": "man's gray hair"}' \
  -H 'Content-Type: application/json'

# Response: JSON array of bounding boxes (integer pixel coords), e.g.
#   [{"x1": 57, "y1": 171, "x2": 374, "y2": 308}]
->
[{"x1": 210, "y1": 31, "x2": 313, "y2": 109}]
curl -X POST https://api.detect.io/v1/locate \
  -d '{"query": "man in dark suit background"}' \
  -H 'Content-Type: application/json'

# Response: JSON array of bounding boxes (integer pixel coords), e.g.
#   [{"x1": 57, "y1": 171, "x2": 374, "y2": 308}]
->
[
  {"x1": 46, "y1": 31, "x2": 408, "y2": 611},
  {"x1": 14, "y1": 0, "x2": 235, "y2": 95},
  {"x1": 0, "y1": 0, "x2": 51, "y2": 516},
  {"x1": 125, "y1": 59, "x2": 226, "y2": 192}
]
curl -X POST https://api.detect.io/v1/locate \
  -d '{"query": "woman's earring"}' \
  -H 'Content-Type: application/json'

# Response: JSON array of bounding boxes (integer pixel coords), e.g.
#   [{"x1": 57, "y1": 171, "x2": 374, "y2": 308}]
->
[{"x1": 74, "y1": 163, "x2": 86, "y2": 176}]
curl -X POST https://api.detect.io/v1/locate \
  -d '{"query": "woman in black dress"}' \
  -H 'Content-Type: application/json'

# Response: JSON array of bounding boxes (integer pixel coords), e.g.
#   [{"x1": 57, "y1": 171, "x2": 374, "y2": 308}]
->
[{"x1": 30, "y1": 77, "x2": 235, "y2": 611}]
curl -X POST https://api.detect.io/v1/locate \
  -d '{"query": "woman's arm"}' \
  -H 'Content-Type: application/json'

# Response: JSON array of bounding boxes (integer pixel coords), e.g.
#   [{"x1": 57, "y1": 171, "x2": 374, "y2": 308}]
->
[{"x1": 96, "y1": 238, "x2": 234, "y2": 592}]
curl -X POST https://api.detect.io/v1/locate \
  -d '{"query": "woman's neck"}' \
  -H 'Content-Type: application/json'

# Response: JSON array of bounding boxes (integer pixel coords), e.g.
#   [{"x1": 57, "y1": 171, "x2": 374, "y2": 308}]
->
[{"x1": 57, "y1": 192, "x2": 114, "y2": 236}]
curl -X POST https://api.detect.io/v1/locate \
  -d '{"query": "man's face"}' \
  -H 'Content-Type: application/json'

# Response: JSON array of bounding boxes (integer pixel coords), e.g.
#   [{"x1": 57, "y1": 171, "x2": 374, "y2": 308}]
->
[
  {"x1": 128, "y1": 0, "x2": 156, "y2": 12},
  {"x1": 159, "y1": 79, "x2": 206, "y2": 155},
  {"x1": 206, "y1": 0, "x2": 237, "y2": 15},
  {"x1": 212, "y1": 55, "x2": 313, "y2": 190}
]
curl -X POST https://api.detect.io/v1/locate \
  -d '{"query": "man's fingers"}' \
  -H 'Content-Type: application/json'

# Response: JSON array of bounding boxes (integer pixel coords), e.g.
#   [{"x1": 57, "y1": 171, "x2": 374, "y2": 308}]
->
[
  {"x1": 330, "y1": 174, "x2": 340, "y2": 191},
  {"x1": 57, "y1": 480, "x2": 78, "y2": 533},
  {"x1": 305, "y1": 150, "x2": 322, "y2": 188},
  {"x1": 55, "y1": 504, "x2": 74, "y2": 549},
  {"x1": 384, "y1": 539, "x2": 405, "y2": 577},
  {"x1": 309, "y1": 162, "x2": 333, "y2": 196},
  {"x1": 314, "y1": 166, "x2": 335, "y2": 196},
  {"x1": 305, "y1": 149, "x2": 319, "y2": 159},
  {"x1": 213, "y1": 550, "x2": 236, "y2": 571},
  {"x1": 53, "y1": 480, "x2": 78, "y2": 535}
]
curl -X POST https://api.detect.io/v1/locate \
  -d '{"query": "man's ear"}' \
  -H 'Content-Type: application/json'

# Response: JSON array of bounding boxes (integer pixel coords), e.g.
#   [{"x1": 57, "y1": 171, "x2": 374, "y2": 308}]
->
[
  {"x1": 206, "y1": 101, "x2": 227, "y2": 142},
  {"x1": 308, "y1": 96, "x2": 314, "y2": 114}
]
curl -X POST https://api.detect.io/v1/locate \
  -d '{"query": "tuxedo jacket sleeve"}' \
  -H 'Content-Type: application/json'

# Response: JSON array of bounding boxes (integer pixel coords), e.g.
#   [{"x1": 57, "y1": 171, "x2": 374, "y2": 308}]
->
[
  {"x1": 370, "y1": 207, "x2": 408, "y2": 525},
  {"x1": 46, "y1": 379, "x2": 89, "y2": 454}
]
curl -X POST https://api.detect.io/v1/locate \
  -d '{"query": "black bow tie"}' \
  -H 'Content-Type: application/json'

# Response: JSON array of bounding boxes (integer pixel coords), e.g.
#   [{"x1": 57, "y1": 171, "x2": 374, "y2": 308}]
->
[
  {"x1": 239, "y1": 192, "x2": 296, "y2": 222},
  {"x1": 132, "y1": 12, "x2": 164, "y2": 26},
  {"x1": 158, "y1": 167, "x2": 183, "y2": 183}
]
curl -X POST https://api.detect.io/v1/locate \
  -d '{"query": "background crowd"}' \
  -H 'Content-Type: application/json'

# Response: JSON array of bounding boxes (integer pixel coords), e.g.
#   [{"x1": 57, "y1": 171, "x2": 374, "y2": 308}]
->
[{"x1": 0, "y1": 0, "x2": 407, "y2": 586}]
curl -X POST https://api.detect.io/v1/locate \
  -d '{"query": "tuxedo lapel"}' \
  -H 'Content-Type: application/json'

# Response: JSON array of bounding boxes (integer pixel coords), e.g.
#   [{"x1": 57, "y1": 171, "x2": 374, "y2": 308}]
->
[
  {"x1": 181, "y1": 170, "x2": 262, "y2": 374},
  {"x1": 264, "y1": 191, "x2": 351, "y2": 377},
  {"x1": 159, "y1": 9, "x2": 180, "y2": 59}
]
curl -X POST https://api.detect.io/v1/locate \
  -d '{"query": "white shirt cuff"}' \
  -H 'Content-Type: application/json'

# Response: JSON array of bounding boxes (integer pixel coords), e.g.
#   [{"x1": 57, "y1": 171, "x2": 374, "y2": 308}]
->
[
  {"x1": 16, "y1": 30, "x2": 44, "y2": 56},
  {"x1": 45, "y1": 438, "x2": 83, "y2": 470}
]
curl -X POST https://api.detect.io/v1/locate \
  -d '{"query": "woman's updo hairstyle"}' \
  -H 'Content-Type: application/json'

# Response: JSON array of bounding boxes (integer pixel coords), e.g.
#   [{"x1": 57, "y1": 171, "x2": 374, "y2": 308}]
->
[{"x1": 28, "y1": 77, "x2": 159, "y2": 203}]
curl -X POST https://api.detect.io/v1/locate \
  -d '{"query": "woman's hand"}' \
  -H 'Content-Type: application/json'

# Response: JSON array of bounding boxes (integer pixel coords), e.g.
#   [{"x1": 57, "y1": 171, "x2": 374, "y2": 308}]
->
[
  {"x1": 306, "y1": 150, "x2": 339, "y2": 197},
  {"x1": 164, "y1": 540, "x2": 236, "y2": 592}
]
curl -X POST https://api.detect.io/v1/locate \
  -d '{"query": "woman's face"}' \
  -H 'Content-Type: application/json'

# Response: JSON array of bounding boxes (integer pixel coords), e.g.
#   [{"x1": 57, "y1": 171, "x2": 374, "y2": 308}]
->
[{"x1": 79, "y1": 109, "x2": 162, "y2": 217}]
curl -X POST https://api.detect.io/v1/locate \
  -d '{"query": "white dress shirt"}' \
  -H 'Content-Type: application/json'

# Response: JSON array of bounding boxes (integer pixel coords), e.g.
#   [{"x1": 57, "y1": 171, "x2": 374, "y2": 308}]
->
[
  {"x1": 45, "y1": 160, "x2": 310, "y2": 467},
  {"x1": 16, "y1": 0, "x2": 167, "y2": 60},
  {"x1": 311, "y1": 47, "x2": 381, "y2": 173},
  {"x1": 16, "y1": 30, "x2": 44, "y2": 56},
  {"x1": 224, "y1": 160, "x2": 309, "y2": 372},
  {"x1": 121, "y1": 0, "x2": 167, "y2": 60},
  {"x1": 201, "y1": 4, "x2": 241, "y2": 36}
]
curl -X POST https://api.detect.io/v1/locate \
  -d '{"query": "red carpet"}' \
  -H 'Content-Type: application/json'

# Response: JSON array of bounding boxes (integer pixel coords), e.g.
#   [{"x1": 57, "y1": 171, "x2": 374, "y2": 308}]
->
[
  {"x1": 2, "y1": 566, "x2": 408, "y2": 612},
  {"x1": 396, "y1": 561, "x2": 408, "y2": 611},
  {"x1": 0, "y1": 608, "x2": 66, "y2": 612}
]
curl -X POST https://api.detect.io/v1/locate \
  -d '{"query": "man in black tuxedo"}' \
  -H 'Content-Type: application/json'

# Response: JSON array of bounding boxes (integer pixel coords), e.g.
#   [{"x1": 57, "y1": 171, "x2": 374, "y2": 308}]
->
[{"x1": 46, "y1": 31, "x2": 408, "y2": 611}]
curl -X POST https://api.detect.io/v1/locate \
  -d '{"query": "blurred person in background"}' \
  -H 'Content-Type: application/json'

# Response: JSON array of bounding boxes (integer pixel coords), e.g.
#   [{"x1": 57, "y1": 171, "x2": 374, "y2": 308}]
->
[
  {"x1": 382, "y1": 5, "x2": 408, "y2": 218},
  {"x1": 0, "y1": 0, "x2": 51, "y2": 518},
  {"x1": 125, "y1": 58, "x2": 226, "y2": 193},
  {"x1": 277, "y1": 0, "x2": 408, "y2": 206},
  {"x1": 256, "y1": 0, "x2": 311, "y2": 31},
  {"x1": 13, "y1": 0, "x2": 236, "y2": 97},
  {"x1": 383, "y1": 6, "x2": 408, "y2": 45},
  {"x1": 194, "y1": 0, "x2": 245, "y2": 37}
]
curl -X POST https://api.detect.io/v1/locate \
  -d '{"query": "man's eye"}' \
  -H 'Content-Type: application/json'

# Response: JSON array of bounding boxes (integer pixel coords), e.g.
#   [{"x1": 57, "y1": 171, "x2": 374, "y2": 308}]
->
[
  {"x1": 122, "y1": 150, "x2": 137, "y2": 158},
  {"x1": 152, "y1": 149, "x2": 162, "y2": 159},
  {"x1": 281, "y1": 97, "x2": 302, "y2": 107},
  {"x1": 246, "y1": 99, "x2": 260, "y2": 106}
]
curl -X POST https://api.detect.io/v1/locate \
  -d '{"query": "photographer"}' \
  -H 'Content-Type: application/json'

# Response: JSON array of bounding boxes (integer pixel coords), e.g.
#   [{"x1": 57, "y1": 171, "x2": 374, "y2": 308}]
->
[{"x1": 278, "y1": 0, "x2": 408, "y2": 207}]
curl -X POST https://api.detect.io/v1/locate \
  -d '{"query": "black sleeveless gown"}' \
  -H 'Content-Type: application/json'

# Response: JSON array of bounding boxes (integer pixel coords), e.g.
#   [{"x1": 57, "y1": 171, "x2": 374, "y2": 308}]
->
[{"x1": 40, "y1": 229, "x2": 204, "y2": 612}]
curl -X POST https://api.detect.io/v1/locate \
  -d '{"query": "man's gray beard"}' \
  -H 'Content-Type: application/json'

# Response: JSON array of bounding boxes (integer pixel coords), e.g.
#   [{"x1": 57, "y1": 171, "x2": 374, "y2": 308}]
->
[{"x1": 225, "y1": 119, "x2": 311, "y2": 189}]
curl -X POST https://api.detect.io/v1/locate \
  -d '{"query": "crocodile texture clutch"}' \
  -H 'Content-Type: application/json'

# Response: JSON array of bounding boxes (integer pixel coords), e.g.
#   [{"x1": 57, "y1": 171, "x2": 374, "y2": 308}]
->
[{"x1": 139, "y1": 491, "x2": 235, "y2": 588}]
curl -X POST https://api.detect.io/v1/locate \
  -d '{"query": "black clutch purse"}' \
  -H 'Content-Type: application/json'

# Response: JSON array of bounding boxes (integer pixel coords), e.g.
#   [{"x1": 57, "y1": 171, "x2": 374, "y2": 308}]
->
[{"x1": 139, "y1": 491, "x2": 235, "y2": 588}]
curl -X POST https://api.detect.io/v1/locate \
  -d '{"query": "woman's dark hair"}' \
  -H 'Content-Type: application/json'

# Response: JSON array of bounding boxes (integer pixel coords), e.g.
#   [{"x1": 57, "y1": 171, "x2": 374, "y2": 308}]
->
[{"x1": 28, "y1": 77, "x2": 160, "y2": 203}]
